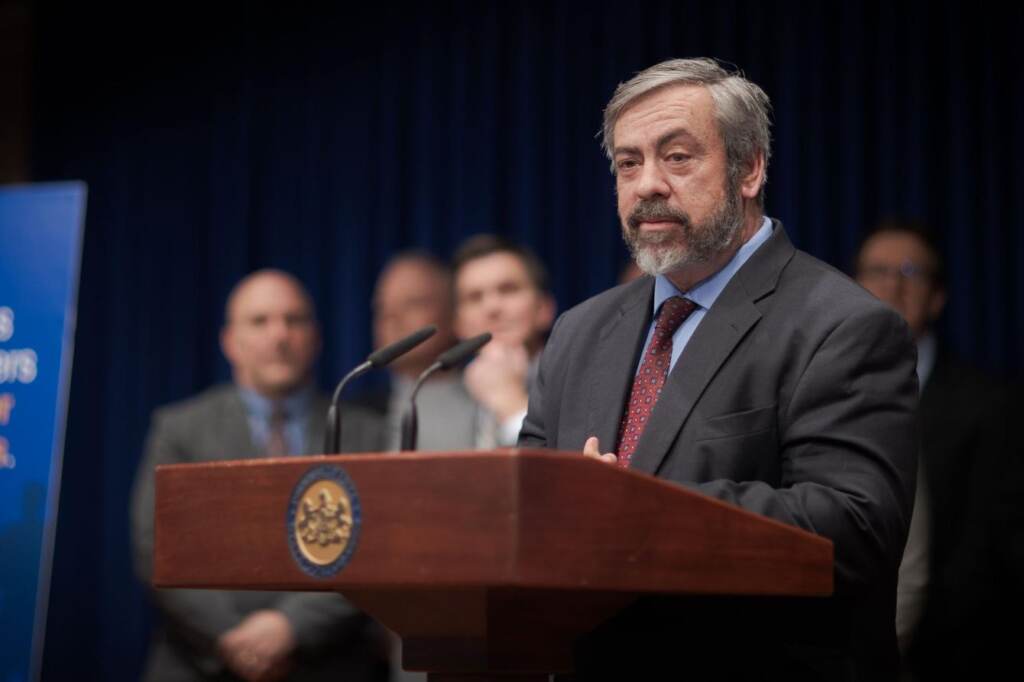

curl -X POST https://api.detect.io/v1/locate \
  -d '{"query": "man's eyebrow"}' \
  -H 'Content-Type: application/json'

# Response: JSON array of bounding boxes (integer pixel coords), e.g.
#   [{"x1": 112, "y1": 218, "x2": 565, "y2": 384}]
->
[
  {"x1": 612, "y1": 128, "x2": 705, "y2": 157},
  {"x1": 612, "y1": 144, "x2": 642, "y2": 157},
  {"x1": 656, "y1": 127, "x2": 704, "y2": 154}
]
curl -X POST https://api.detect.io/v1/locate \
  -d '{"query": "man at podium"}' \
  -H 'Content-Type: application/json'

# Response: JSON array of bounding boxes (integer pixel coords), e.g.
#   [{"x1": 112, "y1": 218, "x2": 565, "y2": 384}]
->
[
  {"x1": 520, "y1": 58, "x2": 918, "y2": 680},
  {"x1": 131, "y1": 270, "x2": 387, "y2": 682}
]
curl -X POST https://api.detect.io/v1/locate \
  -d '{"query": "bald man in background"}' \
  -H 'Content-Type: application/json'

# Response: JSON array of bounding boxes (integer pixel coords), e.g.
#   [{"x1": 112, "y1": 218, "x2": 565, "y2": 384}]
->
[
  {"x1": 131, "y1": 269, "x2": 387, "y2": 682},
  {"x1": 360, "y1": 253, "x2": 480, "y2": 451}
]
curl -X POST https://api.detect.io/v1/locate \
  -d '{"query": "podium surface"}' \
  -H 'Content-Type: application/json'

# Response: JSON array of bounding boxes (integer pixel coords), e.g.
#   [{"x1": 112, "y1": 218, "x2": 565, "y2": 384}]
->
[{"x1": 154, "y1": 449, "x2": 832, "y2": 679}]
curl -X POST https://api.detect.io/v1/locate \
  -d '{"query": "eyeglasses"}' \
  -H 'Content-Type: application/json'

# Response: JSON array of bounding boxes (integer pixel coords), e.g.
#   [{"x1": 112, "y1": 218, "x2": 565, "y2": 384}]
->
[{"x1": 857, "y1": 260, "x2": 934, "y2": 285}]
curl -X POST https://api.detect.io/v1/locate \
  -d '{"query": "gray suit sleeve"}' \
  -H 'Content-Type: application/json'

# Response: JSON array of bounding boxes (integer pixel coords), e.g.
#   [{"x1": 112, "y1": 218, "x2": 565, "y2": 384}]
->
[
  {"x1": 689, "y1": 305, "x2": 918, "y2": 591},
  {"x1": 338, "y1": 403, "x2": 387, "y2": 454},
  {"x1": 275, "y1": 593, "x2": 368, "y2": 653},
  {"x1": 518, "y1": 378, "x2": 548, "y2": 449},
  {"x1": 130, "y1": 410, "x2": 243, "y2": 660},
  {"x1": 519, "y1": 315, "x2": 564, "y2": 448}
]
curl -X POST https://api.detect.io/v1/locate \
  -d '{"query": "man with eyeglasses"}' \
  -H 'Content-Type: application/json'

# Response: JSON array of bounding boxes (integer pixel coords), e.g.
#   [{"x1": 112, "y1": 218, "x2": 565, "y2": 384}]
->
[
  {"x1": 855, "y1": 224, "x2": 946, "y2": 348},
  {"x1": 855, "y1": 222, "x2": 1016, "y2": 680}
]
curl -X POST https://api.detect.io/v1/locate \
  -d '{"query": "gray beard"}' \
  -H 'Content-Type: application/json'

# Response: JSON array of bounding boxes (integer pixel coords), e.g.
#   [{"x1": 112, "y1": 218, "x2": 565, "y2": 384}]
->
[{"x1": 622, "y1": 184, "x2": 744, "y2": 277}]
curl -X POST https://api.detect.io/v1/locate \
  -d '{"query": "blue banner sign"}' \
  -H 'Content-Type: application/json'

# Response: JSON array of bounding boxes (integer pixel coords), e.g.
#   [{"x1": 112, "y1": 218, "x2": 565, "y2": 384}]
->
[{"x1": 0, "y1": 183, "x2": 86, "y2": 682}]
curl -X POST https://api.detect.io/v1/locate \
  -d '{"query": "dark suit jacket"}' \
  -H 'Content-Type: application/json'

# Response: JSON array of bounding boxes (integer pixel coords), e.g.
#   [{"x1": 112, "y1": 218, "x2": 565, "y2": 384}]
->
[
  {"x1": 520, "y1": 223, "x2": 918, "y2": 681},
  {"x1": 130, "y1": 383, "x2": 387, "y2": 682},
  {"x1": 907, "y1": 353, "x2": 1021, "y2": 678}
]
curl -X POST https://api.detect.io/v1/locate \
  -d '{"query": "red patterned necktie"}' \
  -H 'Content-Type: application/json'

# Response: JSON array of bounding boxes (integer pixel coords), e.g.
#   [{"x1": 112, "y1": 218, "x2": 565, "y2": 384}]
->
[{"x1": 616, "y1": 296, "x2": 698, "y2": 467}]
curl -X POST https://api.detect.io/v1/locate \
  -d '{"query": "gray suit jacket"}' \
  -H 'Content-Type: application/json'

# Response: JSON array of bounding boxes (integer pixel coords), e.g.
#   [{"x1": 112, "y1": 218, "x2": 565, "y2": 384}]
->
[
  {"x1": 520, "y1": 223, "x2": 918, "y2": 680},
  {"x1": 131, "y1": 383, "x2": 387, "y2": 682}
]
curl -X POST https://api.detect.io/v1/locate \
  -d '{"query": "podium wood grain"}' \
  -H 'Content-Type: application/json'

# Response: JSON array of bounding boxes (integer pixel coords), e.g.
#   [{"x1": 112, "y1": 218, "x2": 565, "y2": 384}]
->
[{"x1": 154, "y1": 449, "x2": 832, "y2": 678}]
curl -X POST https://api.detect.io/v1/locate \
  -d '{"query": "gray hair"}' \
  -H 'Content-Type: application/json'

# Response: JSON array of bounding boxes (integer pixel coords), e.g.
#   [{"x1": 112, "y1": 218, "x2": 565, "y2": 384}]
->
[{"x1": 601, "y1": 58, "x2": 773, "y2": 205}]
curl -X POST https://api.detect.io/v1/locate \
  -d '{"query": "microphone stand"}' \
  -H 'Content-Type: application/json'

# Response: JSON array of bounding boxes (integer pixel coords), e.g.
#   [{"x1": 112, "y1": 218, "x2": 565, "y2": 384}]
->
[
  {"x1": 399, "y1": 333, "x2": 492, "y2": 451},
  {"x1": 322, "y1": 324, "x2": 437, "y2": 453}
]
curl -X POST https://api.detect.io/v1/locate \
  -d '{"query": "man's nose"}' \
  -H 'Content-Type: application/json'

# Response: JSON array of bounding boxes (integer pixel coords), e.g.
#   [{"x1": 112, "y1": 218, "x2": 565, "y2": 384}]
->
[
  {"x1": 267, "y1": 318, "x2": 291, "y2": 342},
  {"x1": 867, "y1": 275, "x2": 904, "y2": 305},
  {"x1": 482, "y1": 291, "x2": 505, "y2": 317},
  {"x1": 636, "y1": 161, "x2": 671, "y2": 199}
]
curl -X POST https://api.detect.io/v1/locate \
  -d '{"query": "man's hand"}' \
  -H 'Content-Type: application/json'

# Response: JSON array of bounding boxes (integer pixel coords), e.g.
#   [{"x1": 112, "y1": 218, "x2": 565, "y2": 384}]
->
[
  {"x1": 463, "y1": 341, "x2": 530, "y2": 421},
  {"x1": 217, "y1": 610, "x2": 296, "y2": 682},
  {"x1": 583, "y1": 436, "x2": 617, "y2": 464}
]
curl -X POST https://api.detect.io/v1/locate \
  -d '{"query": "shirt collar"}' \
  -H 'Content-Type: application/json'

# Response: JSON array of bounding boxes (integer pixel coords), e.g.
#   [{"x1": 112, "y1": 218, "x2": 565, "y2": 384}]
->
[
  {"x1": 237, "y1": 383, "x2": 314, "y2": 420},
  {"x1": 653, "y1": 216, "x2": 774, "y2": 313}
]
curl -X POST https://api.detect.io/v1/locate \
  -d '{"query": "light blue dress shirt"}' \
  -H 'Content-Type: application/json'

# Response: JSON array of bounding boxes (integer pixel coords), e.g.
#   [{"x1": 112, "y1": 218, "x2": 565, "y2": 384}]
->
[
  {"x1": 640, "y1": 216, "x2": 774, "y2": 374},
  {"x1": 237, "y1": 384, "x2": 314, "y2": 455}
]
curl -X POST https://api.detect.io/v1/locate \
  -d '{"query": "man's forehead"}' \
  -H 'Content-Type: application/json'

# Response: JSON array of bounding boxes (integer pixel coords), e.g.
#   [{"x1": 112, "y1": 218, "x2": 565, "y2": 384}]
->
[
  {"x1": 860, "y1": 231, "x2": 934, "y2": 265},
  {"x1": 376, "y1": 261, "x2": 449, "y2": 306},
  {"x1": 227, "y1": 275, "x2": 312, "y2": 320},
  {"x1": 381, "y1": 260, "x2": 445, "y2": 292},
  {"x1": 376, "y1": 287, "x2": 441, "y2": 311},
  {"x1": 613, "y1": 83, "x2": 717, "y2": 145},
  {"x1": 456, "y1": 252, "x2": 532, "y2": 290}
]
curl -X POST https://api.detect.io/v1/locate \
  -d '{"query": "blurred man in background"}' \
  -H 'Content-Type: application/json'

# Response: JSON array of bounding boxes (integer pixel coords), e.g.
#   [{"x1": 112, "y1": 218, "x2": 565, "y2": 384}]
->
[
  {"x1": 451, "y1": 235, "x2": 556, "y2": 447},
  {"x1": 855, "y1": 222, "x2": 1020, "y2": 680},
  {"x1": 131, "y1": 269, "x2": 386, "y2": 682},
  {"x1": 363, "y1": 252, "x2": 478, "y2": 451}
]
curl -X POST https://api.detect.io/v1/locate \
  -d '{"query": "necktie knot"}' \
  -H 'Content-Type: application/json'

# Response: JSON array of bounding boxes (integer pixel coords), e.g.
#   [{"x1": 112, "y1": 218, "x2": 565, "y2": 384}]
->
[
  {"x1": 651, "y1": 296, "x2": 697, "y2": 351},
  {"x1": 269, "y1": 403, "x2": 288, "y2": 426}
]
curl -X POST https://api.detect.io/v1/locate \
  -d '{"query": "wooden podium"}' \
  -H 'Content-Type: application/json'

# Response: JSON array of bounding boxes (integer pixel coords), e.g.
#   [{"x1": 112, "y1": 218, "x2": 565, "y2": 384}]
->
[{"x1": 153, "y1": 449, "x2": 832, "y2": 681}]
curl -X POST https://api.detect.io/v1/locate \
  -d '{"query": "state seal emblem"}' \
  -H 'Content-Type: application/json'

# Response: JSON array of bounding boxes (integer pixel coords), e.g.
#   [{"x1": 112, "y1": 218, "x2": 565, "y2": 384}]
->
[{"x1": 287, "y1": 465, "x2": 361, "y2": 578}]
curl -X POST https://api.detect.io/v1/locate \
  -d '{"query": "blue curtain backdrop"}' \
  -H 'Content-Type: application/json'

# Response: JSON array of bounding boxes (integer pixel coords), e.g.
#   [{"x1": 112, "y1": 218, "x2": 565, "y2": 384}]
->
[{"x1": 31, "y1": 2, "x2": 1022, "y2": 680}]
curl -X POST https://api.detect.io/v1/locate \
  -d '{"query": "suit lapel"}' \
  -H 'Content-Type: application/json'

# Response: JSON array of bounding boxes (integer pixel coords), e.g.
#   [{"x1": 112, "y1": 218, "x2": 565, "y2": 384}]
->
[
  {"x1": 221, "y1": 388, "x2": 260, "y2": 458},
  {"x1": 628, "y1": 222, "x2": 796, "y2": 475},
  {"x1": 586, "y1": 279, "x2": 655, "y2": 453},
  {"x1": 628, "y1": 298, "x2": 762, "y2": 475},
  {"x1": 305, "y1": 394, "x2": 330, "y2": 454}
]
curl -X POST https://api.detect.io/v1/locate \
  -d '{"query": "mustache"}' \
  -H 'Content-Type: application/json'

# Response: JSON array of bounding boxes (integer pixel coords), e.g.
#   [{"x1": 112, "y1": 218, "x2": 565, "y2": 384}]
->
[{"x1": 627, "y1": 198, "x2": 691, "y2": 231}]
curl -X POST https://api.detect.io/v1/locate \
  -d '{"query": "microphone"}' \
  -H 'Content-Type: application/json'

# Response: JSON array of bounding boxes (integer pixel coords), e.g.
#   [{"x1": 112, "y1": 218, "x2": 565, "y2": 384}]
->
[
  {"x1": 399, "y1": 332, "x2": 492, "y2": 451},
  {"x1": 323, "y1": 325, "x2": 436, "y2": 454}
]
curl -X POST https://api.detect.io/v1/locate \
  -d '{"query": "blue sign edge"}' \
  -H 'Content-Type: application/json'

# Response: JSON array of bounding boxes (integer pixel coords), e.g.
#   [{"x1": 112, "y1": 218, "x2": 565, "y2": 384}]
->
[{"x1": 13, "y1": 181, "x2": 89, "y2": 682}]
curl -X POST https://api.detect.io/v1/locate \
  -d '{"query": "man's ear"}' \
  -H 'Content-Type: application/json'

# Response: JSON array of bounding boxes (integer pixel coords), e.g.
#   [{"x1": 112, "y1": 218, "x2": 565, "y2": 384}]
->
[
  {"x1": 536, "y1": 293, "x2": 557, "y2": 334},
  {"x1": 220, "y1": 325, "x2": 236, "y2": 365},
  {"x1": 739, "y1": 151, "x2": 766, "y2": 201}
]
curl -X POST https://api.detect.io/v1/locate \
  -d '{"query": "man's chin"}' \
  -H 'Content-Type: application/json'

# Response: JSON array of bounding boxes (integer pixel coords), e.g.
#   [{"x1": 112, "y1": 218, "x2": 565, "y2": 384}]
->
[
  {"x1": 253, "y1": 371, "x2": 307, "y2": 397},
  {"x1": 633, "y1": 245, "x2": 691, "y2": 276}
]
